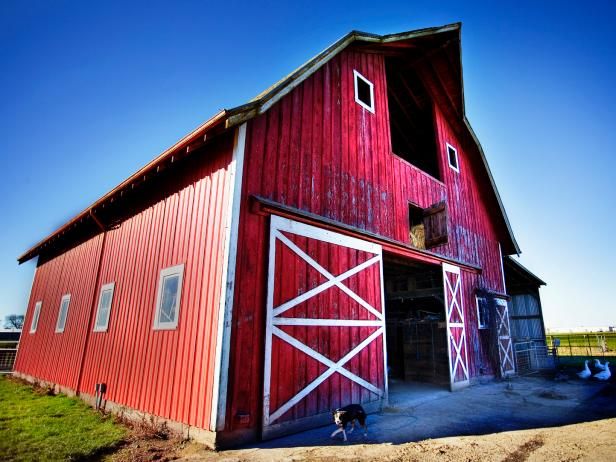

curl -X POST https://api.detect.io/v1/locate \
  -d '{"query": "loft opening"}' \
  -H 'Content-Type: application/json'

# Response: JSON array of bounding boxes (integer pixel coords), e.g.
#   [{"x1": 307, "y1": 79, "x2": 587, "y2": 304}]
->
[
  {"x1": 383, "y1": 257, "x2": 448, "y2": 389},
  {"x1": 385, "y1": 58, "x2": 440, "y2": 179},
  {"x1": 408, "y1": 201, "x2": 448, "y2": 250},
  {"x1": 354, "y1": 70, "x2": 375, "y2": 113}
]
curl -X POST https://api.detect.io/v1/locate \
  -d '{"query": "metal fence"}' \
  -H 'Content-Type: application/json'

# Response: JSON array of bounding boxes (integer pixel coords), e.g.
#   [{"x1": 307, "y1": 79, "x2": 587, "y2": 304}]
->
[
  {"x1": 514, "y1": 341, "x2": 556, "y2": 375},
  {"x1": 546, "y1": 333, "x2": 616, "y2": 357},
  {"x1": 0, "y1": 341, "x2": 18, "y2": 374}
]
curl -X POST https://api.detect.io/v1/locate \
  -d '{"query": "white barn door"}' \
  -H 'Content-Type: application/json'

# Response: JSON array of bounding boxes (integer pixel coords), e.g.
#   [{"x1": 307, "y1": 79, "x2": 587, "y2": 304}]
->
[
  {"x1": 442, "y1": 263, "x2": 470, "y2": 390},
  {"x1": 495, "y1": 298, "x2": 515, "y2": 377},
  {"x1": 263, "y1": 216, "x2": 387, "y2": 439}
]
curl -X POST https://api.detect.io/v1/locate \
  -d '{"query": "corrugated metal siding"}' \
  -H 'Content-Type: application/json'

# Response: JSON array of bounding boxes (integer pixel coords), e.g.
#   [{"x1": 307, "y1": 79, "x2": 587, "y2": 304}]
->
[
  {"x1": 14, "y1": 134, "x2": 235, "y2": 431},
  {"x1": 15, "y1": 235, "x2": 104, "y2": 390},
  {"x1": 226, "y1": 47, "x2": 507, "y2": 432}
]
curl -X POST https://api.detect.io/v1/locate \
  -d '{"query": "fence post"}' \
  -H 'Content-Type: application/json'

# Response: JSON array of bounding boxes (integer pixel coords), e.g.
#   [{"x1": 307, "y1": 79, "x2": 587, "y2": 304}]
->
[{"x1": 586, "y1": 335, "x2": 592, "y2": 357}]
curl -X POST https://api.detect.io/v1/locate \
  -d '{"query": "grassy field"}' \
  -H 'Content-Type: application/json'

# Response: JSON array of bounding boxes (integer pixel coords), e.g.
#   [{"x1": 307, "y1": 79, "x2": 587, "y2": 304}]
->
[
  {"x1": 0, "y1": 376, "x2": 126, "y2": 461},
  {"x1": 546, "y1": 331, "x2": 616, "y2": 357}
]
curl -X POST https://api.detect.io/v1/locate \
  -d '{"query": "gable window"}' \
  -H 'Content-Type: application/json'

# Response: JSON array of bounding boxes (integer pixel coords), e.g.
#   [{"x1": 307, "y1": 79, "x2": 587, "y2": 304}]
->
[
  {"x1": 56, "y1": 294, "x2": 71, "y2": 333},
  {"x1": 476, "y1": 296, "x2": 489, "y2": 329},
  {"x1": 94, "y1": 282, "x2": 115, "y2": 332},
  {"x1": 408, "y1": 201, "x2": 448, "y2": 250},
  {"x1": 153, "y1": 264, "x2": 184, "y2": 330},
  {"x1": 30, "y1": 301, "x2": 42, "y2": 333},
  {"x1": 354, "y1": 70, "x2": 375, "y2": 113},
  {"x1": 447, "y1": 143, "x2": 459, "y2": 172}
]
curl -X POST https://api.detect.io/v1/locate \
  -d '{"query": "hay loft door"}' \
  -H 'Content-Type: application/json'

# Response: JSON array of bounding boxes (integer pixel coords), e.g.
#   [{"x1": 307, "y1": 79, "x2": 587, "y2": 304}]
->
[
  {"x1": 442, "y1": 263, "x2": 470, "y2": 390},
  {"x1": 263, "y1": 216, "x2": 387, "y2": 439},
  {"x1": 495, "y1": 298, "x2": 515, "y2": 377}
]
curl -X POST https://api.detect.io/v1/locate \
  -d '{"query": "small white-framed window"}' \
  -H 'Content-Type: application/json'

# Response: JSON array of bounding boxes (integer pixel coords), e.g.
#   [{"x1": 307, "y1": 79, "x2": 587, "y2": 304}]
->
[
  {"x1": 476, "y1": 295, "x2": 489, "y2": 329},
  {"x1": 93, "y1": 282, "x2": 115, "y2": 332},
  {"x1": 353, "y1": 70, "x2": 375, "y2": 113},
  {"x1": 153, "y1": 264, "x2": 184, "y2": 330},
  {"x1": 30, "y1": 301, "x2": 42, "y2": 333},
  {"x1": 446, "y1": 143, "x2": 459, "y2": 172},
  {"x1": 55, "y1": 294, "x2": 71, "y2": 333}
]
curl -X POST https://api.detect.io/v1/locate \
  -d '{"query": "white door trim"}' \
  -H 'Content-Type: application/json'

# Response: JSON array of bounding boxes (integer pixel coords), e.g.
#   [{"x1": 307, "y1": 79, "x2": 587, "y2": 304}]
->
[
  {"x1": 263, "y1": 215, "x2": 387, "y2": 429},
  {"x1": 211, "y1": 122, "x2": 247, "y2": 431},
  {"x1": 495, "y1": 298, "x2": 515, "y2": 376},
  {"x1": 442, "y1": 263, "x2": 470, "y2": 390}
]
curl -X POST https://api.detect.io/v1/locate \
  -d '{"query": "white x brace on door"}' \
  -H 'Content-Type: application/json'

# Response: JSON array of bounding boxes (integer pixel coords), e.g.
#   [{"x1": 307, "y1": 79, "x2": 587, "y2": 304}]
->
[
  {"x1": 495, "y1": 298, "x2": 515, "y2": 377},
  {"x1": 263, "y1": 216, "x2": 387, "y2": 437},
  {"x1": 442, "y1": 263, "x2": 470, "y2": 390}
]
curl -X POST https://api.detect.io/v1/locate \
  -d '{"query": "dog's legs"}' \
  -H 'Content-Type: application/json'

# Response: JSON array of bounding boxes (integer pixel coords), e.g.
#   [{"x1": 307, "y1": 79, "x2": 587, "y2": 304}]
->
[
  {"x1": 363, "y1": 423, "x2": 368, "y2": 437},
  {"x1": 330, "y1": 427, "x2": 344, "y2": 439},
  {"x1": 348, "y1": 421, "x2": 355, "y2": 434},
  {"x1": 342, "y1": 428, "x2": 347, "y2": 442}
]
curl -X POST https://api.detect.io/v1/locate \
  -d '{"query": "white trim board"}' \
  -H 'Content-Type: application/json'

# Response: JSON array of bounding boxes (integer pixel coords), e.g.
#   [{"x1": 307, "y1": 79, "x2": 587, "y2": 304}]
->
[
  {"x1": 211, "y1": 122, "x2": 247, "y2": 432},
  {"x1": 446, "y1": 143, "x2": 459, "y2": 173},
  {"x1": 263, "y1": 216, "x2": 387, "y2": 431},
  {"x1": 353, "y1": 70, "x2": 375, "y2": 113}
]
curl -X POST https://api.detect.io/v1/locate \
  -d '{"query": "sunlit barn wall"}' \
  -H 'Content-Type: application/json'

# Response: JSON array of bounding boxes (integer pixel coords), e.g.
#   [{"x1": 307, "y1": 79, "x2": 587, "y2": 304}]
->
[
  {"x1": 15, "y1": 133, "x2": 235, "y2": 431},
  {"x1": 225, "y1": 46, "x2": 506, "y2": 434}
]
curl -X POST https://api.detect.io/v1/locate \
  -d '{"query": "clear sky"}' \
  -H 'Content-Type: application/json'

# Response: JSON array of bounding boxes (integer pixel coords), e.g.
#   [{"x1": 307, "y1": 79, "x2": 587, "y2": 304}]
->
[{"x1": 1, "y1": 1, "x2": 614, "y2": 330}]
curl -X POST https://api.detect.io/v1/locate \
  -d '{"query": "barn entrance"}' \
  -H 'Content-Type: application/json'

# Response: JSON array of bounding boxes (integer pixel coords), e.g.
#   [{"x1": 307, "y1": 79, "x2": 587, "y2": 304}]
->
[
  {"x1": 383, "y1": 257, "x2": 470, "y2": 391},
  {"x1": 384, "y1": 257, "x2": 449, "y2": 388}
]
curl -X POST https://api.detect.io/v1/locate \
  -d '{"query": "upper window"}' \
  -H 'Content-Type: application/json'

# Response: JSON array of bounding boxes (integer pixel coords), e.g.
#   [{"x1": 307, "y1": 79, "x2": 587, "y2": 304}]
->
[
  {"x1": 30, "y1": 301, "x2": 42, "y2": 333},
  {"x1": 476, "y1": 296, "x2": 489, "y2": 329},
  {"x1": 354, "y1": 70, "x2": 375, "y2": 113},
  {"x1": 55, "y1": 294, "x2": 71, "y2": 333},
  {"x1": 153, "y1": 264, "x2": 184, "y2": 330},
  {"x1": 447, "y1": 143, "x2": 459, "y2": 172},
  {"x1": 94, "y1": 282, "x2": 115, "y2": 332}
]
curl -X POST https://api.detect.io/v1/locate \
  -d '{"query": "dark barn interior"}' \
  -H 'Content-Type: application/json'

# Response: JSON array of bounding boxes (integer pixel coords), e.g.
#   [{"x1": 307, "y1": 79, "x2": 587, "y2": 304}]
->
[
  {"x1": 385, "y1": 58, "x2": 440, "y2": 179},
  {"x1": 384, "y1": 257, "x2": 449, "y2": 387}
]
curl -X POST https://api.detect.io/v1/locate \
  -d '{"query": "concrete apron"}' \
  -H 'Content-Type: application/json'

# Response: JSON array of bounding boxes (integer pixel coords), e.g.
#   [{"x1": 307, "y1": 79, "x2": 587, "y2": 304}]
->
[{"x1": 250, "y1": 376, "x2": 616, "y2": 449}]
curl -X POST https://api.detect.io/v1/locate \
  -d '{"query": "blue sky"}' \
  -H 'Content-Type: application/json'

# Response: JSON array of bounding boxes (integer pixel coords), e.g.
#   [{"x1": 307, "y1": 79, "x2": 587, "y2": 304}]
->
[{"x1": 1, "y1": 1, "x2": 614, "y2": 329}]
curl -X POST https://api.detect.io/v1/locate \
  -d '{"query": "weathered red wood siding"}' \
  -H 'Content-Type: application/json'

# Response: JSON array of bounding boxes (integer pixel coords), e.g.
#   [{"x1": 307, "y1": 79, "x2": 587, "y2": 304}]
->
[
  {"x1": 226, "y1": 47, "x2": 506, "y2": 432},
  {"x1": 15, "y1": 134, "x2": 235, "y2": 431}
]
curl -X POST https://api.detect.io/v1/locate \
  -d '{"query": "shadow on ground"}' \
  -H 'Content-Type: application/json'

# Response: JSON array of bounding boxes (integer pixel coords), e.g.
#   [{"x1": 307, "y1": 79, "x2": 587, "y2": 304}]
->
[{"x1": 242, "y1": 374, "x2": 616, "y2": 450}]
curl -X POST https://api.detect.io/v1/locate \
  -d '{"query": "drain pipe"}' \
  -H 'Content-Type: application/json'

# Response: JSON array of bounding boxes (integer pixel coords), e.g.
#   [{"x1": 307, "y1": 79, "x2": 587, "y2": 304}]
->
[{"x1": 75, "y1": 210, "x2": 108, "y2": 397}]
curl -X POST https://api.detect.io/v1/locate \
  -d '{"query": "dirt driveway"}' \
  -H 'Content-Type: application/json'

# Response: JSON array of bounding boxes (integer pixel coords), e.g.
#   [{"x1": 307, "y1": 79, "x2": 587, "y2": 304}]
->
[{"x1": 176, "y1": 376, "x2": 616, "y2": 461}]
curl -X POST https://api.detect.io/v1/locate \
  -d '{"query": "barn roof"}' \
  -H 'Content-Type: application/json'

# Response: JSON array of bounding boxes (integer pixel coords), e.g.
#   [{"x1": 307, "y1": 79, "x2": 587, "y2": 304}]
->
[
  {"x1": 18, "y1": 22, "x2": 520, "y2": 264},
  {"x1": 504, "y1": 256, "x2": 546, "y2": 288}
]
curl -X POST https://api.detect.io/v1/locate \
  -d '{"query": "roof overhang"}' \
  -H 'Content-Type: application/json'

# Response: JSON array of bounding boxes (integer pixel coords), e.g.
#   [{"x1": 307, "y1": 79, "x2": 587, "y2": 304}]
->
[
  {"x1": 504, "y1": 256, "x2": 546, "y2": 287},
  {"x1": 18, "y1": 111, "x2": 228, "y2": 263},
  {"x1": 19, "y1": 22, "x2": 521, "y2": 263}
]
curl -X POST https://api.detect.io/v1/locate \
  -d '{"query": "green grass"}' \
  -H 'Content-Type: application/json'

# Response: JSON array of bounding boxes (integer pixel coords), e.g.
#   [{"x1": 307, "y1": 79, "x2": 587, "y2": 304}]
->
[
  {"x1": 0, "y1": 376, "x2": 126, "y2": 461},
  {"x1": 546, "y1": 332, "x2": 616, "y2": 357}
]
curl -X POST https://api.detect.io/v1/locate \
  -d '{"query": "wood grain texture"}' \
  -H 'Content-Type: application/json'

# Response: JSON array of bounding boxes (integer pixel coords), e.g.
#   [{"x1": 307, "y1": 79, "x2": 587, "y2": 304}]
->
[{"x1": 226, "y1": 47, "x2": 506, "y2": 432}]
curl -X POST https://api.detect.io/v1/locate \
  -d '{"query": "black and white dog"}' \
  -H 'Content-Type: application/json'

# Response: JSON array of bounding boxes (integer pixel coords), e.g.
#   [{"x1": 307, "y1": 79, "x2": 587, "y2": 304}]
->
[{"x1": 330, "y1": 404, "x2": 368, "y2": 441}]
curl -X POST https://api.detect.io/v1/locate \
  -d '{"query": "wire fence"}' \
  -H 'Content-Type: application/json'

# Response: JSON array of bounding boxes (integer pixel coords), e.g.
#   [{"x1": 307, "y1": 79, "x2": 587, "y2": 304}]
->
[
  {"x1": 514, "y1": 341, "x2": 556, "y2": 375},
  {"x1": 546, "y1": 333, "x2": 616, "y2": 358},
  {"x1": 0, "y1": 341, "x2": 18, "y2": 373}
]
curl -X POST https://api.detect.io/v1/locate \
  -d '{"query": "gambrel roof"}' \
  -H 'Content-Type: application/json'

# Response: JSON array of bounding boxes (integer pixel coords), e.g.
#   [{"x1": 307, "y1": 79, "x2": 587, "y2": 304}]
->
[{"x1": 19, "y1": 22, "x2": 519, "y2": 263}]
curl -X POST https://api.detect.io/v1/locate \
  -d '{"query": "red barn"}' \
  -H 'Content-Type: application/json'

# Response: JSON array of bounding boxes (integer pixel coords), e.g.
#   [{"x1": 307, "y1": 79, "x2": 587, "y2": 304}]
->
[{"x1": 15, "y1": 23, "x2": 526, "y2": 447}]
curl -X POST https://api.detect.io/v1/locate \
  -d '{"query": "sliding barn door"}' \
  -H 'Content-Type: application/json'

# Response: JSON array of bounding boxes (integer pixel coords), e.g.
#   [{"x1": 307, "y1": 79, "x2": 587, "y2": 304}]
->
[
  {"x1": 263, "y1": 216, "x2": 387, "y2": 438},
  {"x1": 495, "y1": 298, "x2": 515, "y2": 377},
  {"x1": 442, "y1": 263, "x2": 470, "y2": 390}
]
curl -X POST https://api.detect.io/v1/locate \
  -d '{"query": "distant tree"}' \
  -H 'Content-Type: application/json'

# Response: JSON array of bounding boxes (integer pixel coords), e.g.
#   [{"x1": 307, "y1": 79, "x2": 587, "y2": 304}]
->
[{"x1": 4, "y1": 314, "x2": 24, "y2": 330}]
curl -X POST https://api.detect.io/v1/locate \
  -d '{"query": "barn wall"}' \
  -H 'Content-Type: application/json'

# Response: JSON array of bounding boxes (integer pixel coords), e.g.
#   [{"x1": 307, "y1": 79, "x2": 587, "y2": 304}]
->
[
  {"x1": 15, "y1": 133, "x2": 235, "y2": 431},
  {"x1": 15, "y1": 235, "x2": 104, "y2": 390},
  {"x1": 225, "y1": 47, "x2": 506, "y2": 432}
]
